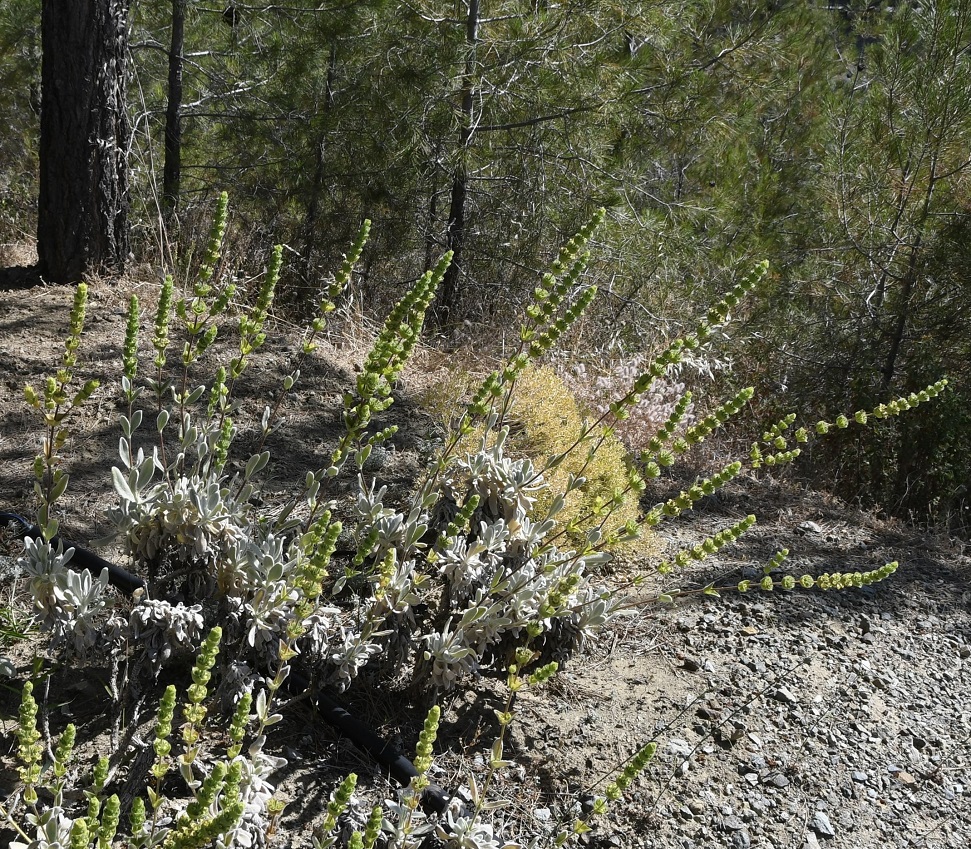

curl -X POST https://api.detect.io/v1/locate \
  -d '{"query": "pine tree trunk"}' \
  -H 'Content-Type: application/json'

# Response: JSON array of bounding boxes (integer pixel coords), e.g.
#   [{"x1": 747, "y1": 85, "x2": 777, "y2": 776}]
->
[
  {"x1": 880, "y1": 247, "x2": 919, "y2": 394},
  {"x1": 435, "y1": 0, "x2": 479, "y2": 328},
  {"x1": 423, "y1": 151, "x2": 441, "y2": 274},
  {"x1": 162, "y1": 0, "x2": 185, "y2": 218},
  {"x1": 37, "y1": 0, "x2": 131, "y2": 283},
  {"x1": 299, "y1": 43, "x2": 338, "y2": 285}
]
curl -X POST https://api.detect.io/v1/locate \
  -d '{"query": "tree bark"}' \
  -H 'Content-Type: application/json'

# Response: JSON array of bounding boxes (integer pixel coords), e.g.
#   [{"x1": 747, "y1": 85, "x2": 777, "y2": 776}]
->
[
  {"x1": 37, "y1": 0, "x2": 131, "y2": 283},
  {"x1": 299, "y1": 43, "x2": 338, "y2": 285},
  {"x1": 435, "y1": 0, "x2": 479, "y2": 328},
  {"x1": 162, "y1": 0, "x2": 185, "y2": 218},
  {"x1": 879, "y1": 245, "x2": 919, "y2": 394},
  {"x1": 423, "y1": 148, "x2": 442, "y2": 274}
]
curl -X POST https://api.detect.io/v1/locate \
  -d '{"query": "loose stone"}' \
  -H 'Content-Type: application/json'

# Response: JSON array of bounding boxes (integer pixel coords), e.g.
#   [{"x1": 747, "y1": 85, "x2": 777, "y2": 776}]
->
[{"x1": 811, "y1": 811, "x2": 836, "y2": 839}]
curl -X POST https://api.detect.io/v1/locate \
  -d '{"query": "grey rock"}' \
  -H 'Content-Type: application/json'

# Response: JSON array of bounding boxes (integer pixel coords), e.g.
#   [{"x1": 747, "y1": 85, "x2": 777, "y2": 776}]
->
[
  {"x1": 361, "y1": 445, "x2": 391, "y2": 472},
  {"x1": 667, "y1": 738, "x2": 693, "y2": 757},
  {"x1": 811, "y1": 811, "x2": 836, "y2": 839},
  {"x1": 722, "y1": 815, "x2": 745, "y2": 832},
  {"x1": 730, "y1": 829, "x2": 751, "y2": 849}
]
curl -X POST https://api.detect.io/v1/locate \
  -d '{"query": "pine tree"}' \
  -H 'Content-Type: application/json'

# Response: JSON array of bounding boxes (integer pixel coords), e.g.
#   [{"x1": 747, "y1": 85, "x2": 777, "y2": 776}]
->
[{"x1": 37, "y1": 0, "x2": 131, "y2": 283}]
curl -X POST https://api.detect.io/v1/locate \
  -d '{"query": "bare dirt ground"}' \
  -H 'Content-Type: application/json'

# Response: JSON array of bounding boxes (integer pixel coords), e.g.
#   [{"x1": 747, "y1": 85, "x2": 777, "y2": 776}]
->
[{"x1": 1, "y1": 280, "x2": 969, "y2": 849}]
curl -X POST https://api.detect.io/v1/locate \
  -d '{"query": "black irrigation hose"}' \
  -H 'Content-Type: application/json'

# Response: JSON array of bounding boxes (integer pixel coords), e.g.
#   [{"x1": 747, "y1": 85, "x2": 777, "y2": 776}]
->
[{"x1": 0, "y1": 510, "x2": 450, "y2": 814}]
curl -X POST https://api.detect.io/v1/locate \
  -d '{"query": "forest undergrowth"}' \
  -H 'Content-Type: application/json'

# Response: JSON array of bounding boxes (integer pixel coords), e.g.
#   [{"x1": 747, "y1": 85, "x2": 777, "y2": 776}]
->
[{"x1": 0, "y1": 206, "x2": 960, "y2": 849}]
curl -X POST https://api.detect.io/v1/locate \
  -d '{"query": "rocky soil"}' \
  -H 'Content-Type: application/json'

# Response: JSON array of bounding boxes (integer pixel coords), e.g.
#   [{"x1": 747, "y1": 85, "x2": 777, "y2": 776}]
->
[
  {"x1": 505, "y1": 487, "x2": 971, "y2": 849},
  {"x1": 0, "y1": 281, "x2": 969, "y2": 849}
]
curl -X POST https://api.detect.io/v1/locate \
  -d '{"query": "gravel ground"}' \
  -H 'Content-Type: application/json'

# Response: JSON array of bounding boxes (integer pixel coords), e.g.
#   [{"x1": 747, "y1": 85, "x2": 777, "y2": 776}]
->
[{"x1": 500, "y1": 486, "x2": 971, "y2": 849}]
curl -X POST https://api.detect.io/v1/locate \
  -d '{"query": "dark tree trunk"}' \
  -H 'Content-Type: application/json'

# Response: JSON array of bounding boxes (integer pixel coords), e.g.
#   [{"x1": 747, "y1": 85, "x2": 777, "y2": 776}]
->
[
  {"x1": 299, "y1": 43, "x2": 338, "y2": 285},
  {"x1": 424, "y1": 154, "x2": 441, "y2": 274},
  {"x1": 162, "y1": 0, "x2": 185, "y2": 218},
  {"x1": 438, "y1": 168, "x2": 468, "y2": 326},
  {"x1": 37, "y1": 0, "x2": 131, "y2": 283},
  {"x1": 880, "y1": 245, "x2": 919, "y2": 394},
  {"x1": 435, "y1": 0, "x2": 479, "y2": 328}
]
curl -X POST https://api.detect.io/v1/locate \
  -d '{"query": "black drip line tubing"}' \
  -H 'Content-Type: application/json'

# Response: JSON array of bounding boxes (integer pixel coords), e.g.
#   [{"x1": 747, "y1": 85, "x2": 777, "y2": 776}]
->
[{"x1": 0, "y1": 511, "x2": 450, "y2": 815}]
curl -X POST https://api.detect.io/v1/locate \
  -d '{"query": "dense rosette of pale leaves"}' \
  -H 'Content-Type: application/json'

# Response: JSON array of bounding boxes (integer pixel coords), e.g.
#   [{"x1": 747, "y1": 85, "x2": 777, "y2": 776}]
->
[
  {"x1": 129, "y1": 598, "x2": 205, "y2": 672},
  {"x1": 20, "y1": 536, "x2": 109, "y2": 658},
  {"x1": 23, "y1": 404, "x2": 621, "y2": 696}
]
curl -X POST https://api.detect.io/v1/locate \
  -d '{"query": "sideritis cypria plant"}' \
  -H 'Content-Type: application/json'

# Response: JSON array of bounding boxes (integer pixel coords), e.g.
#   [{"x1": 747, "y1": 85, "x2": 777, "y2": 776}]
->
[{"x1": 5, "y1": 198, "x2": 948, "y2": 849}]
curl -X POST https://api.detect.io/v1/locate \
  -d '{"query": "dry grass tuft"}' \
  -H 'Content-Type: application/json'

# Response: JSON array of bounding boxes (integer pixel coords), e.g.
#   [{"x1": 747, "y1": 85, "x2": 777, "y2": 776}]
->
[
  {"x1": 507, "y1": 365, "x2": 659, "y2": 559},
  {"x1": 0, "y1": 238, "x2": 38, "y2": 267},
  {"x1": 419, "y1": 360, "x2": 660, "y2": 559}
]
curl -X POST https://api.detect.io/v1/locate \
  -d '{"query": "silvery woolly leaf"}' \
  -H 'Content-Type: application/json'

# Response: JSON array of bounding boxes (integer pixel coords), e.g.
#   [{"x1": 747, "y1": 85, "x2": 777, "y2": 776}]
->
[
  {"x1": 112, "y1": 466, "x2": 135, "y2": 502},
  {"x1": 49, "y1": 472, "x2": 69, "y2": 502},
  {"x1": 237, "y1": 481, "x2": 254, "y2": 504},
  {"x1": 244, "y1": 451, "x2": 270, "y2": 482},
  {"x1": 180, "y1": 424, "x2": 198, "y2": 451},
  {"x1": 255, "y1": 689, "x2": 268, "y2": 720},
  {"x1": 582, "y1": 551, "x2": 613, "y2": 567},
  {"x1": 53, "y1": 543, "x2": 74, "y2": 570},
  {"x1": 355, "y1": 445, "x2": 372, "y2": 468},
  {"x1": 479, "y1": 798, "x2": 511, "y2": 812},
  {"x1": 135, "y1": 454, "x2": 156, "y2": 491},
  {"x1": 119, "y1": 435, "x2": 132, "y2": 467},
  {"x1": 186, "y1": 384, "x2": 206, "y2": 405},
  {"x1": 249, "y1": 734, "x2": 268, "y2": 757},
  {"x1": 405, "y1": 522, "x2": 428, "y2": 549},
  {"x1": 179, "y1": 760, "x2": 199, "y2": 790}
]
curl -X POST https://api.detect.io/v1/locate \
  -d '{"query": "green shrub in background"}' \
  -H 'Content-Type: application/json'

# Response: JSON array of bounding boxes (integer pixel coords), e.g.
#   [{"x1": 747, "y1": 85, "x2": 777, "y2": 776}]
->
[{"x1": 1, "y1": 200, "x2": 947, "y2": 849}]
